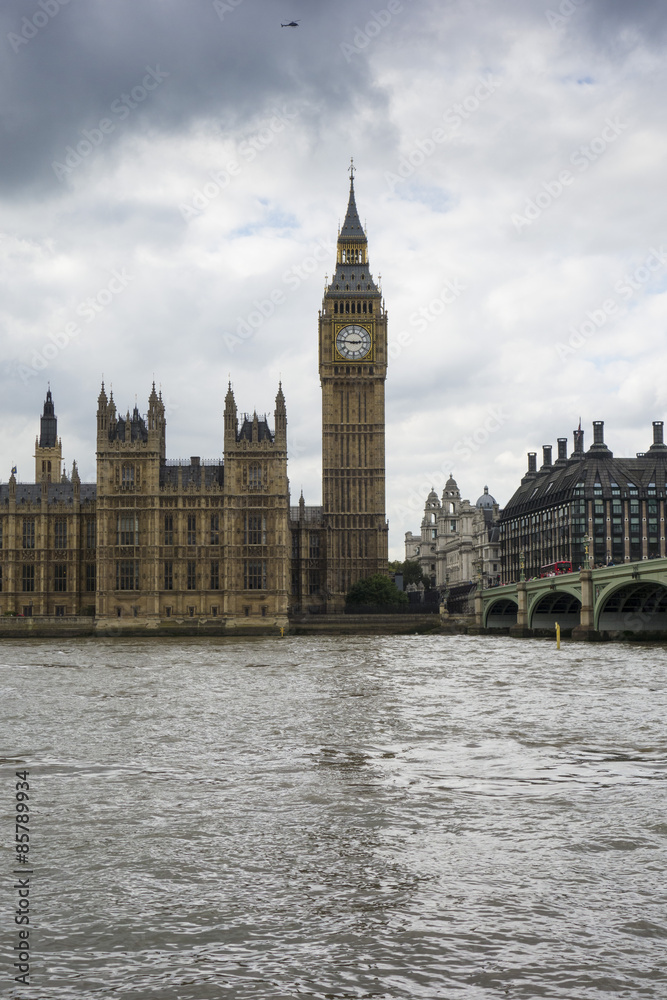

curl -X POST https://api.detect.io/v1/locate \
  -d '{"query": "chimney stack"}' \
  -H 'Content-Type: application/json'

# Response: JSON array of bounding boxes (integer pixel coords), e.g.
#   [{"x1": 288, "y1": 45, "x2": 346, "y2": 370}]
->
[
  {"x1": 650, "y1": 420, "x2": 667, "y2": 451},
  {"x1": 590, "y1": 420, "x2": 612, "y2": 455}
]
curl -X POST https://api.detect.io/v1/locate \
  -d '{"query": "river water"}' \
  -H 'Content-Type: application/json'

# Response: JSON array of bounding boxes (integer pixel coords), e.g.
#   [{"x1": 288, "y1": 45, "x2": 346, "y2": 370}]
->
[{"x1": 1, "y1": 635, "x2": 666, "y2": 999}]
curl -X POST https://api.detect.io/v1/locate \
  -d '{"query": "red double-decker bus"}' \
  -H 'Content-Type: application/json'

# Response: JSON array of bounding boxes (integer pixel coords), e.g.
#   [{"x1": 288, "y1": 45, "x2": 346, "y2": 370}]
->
[{"x1": 539, "y1": 561, "x2": 572, "y2": 577}]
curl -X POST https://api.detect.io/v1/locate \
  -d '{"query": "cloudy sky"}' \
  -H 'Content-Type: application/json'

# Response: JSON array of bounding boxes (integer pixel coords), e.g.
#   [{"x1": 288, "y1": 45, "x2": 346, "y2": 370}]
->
[{"x1": 1, "y1": 0, "x2": 666, "y2": 558}]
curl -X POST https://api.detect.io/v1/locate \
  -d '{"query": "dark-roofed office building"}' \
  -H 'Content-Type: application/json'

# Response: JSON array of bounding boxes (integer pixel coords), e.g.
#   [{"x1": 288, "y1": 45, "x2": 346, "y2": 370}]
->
[{"x1": 500, "y1": 421, "x2": 667, "y2": 582}]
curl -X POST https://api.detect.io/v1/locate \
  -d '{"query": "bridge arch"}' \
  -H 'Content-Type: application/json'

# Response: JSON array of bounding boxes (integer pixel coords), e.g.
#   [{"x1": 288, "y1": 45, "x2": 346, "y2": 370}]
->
[
  {"x1": 484, "y1": 596, "x2": 518, "y2": 628},
  {"x1": 596, "y1": 578, "x2": 667, "y2": 632},
  {"x1": 528, "y1": 588, "x2": 581, "y2": 629}
]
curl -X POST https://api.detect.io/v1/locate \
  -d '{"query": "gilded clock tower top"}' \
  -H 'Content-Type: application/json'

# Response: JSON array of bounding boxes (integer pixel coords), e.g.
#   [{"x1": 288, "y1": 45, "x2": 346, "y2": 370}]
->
[{"x1": 326, "y1": 167, "x2": 379, "y2": 297}]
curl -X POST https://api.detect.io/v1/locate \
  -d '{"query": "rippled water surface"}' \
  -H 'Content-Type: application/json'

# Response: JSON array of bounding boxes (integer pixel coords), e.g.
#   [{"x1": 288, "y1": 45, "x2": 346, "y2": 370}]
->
[{"x1": 1, "y1": 635, "x2": 666, "y2": 998}]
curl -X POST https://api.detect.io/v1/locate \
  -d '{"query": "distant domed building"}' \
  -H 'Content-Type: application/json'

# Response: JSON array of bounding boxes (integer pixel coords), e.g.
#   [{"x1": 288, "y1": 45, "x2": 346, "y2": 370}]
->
[
  {"x1": 405, "y1": 476, "x2": 502, "y2": 610},
  {"x1": 476, "y1": 486, "x2": 496, "y2": 509}
]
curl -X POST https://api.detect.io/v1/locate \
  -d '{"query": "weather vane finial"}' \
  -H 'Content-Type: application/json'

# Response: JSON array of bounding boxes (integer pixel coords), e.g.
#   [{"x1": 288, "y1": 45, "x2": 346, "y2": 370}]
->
[{"x1": 349, "y1": 157, "x2": 355, "y2": 181}]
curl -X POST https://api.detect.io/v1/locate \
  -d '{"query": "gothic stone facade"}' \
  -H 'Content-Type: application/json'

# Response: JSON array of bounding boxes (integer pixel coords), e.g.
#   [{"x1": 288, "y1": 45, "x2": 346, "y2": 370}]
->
[
  {"x1": 0, "y1": 176, "x2": 388, "y2": 626},
  {"x1": 0, "y1": 384, "x2": 291, "y2": 627},
  {"x1": 318, "y1": 169, "x2": 389, "y2": 608}
]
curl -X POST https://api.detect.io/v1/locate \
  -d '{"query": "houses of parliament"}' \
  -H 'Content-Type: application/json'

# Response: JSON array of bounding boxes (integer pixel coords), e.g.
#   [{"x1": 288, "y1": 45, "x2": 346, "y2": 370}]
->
[{"x1": 0, "y1": 173, "x2": 389, "y2": 628}]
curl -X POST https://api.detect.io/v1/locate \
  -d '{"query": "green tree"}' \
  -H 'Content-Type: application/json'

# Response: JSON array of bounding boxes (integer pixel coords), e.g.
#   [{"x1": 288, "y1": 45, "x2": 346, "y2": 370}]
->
[
  {"x1": 346, "y1": 573, "x2": 409, "y2": 607},
  {"x1": 391, "y1": 559, "x2": 431, "y2": 588}
]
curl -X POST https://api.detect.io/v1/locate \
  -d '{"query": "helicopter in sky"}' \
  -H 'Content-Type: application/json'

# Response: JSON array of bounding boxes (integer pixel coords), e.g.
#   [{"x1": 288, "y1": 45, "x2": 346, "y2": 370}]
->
[{"x1": 281, "y1": 20, "x2": 300, "y2": 27}]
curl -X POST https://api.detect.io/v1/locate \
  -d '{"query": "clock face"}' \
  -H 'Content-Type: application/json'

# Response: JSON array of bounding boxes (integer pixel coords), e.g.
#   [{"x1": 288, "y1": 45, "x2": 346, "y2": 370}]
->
[{"x1": 336, "y1": 324, "x2": 372, "y2": 360}]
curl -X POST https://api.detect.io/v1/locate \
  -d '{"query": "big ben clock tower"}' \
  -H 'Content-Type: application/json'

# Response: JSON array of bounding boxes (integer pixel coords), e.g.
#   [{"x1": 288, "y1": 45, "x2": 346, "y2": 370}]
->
[{"x1": 319, "y1": 164, "x2": 389, "y2": 608}]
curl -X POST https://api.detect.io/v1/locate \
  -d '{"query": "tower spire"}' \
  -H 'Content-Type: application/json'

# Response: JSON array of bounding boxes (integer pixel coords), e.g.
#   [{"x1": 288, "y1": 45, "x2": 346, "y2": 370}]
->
[
  {"x1": 35, "y1": 388, "x2": 62, "y2": 482},
  {"x1": 340, "y1": 162, "x2": 364, "y2": 238}
]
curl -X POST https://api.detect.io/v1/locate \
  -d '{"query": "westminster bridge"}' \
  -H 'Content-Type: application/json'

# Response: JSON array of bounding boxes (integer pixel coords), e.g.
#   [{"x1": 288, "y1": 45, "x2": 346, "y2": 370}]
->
[{"x1": 477, "y1": 558, "x2": 667, "y2": 636}]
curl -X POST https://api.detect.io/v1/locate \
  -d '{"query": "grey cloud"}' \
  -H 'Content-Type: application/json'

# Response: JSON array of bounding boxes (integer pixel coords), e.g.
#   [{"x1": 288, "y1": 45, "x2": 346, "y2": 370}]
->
[{"x1": 0, "y1": 0, "x2": 392, "y2": 195}]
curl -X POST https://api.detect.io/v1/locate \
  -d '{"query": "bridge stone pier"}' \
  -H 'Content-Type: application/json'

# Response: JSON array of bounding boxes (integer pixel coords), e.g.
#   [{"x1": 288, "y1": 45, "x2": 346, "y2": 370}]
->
[{"x1": 479, "y1": 558, "x2": 667, "y2": 639}]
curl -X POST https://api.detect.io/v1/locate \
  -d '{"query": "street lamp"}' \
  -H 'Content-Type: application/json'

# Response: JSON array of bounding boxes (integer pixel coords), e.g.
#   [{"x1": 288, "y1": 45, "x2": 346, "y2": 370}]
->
[
  {"x1": 583, "y1": 534, "x2": 592, "y2": 570},
  {"x1": 474, "y1": 559, "x2": 483, "y2": 591},
  {"x1": 519, "y1": 550, "x2": 525, "y2": 582}
]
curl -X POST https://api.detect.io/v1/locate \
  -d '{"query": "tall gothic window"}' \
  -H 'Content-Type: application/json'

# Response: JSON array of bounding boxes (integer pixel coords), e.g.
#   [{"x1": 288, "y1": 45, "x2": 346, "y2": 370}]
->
[
  {"x1": 116, "y1": 560, "x2": 139, "y2": 590},
  {"x1": 117, "y1": 515, "x2": 139, "y2": 546},
  {"x1": 244, "y1": 515, "x2": 266, "y2": 545},
  {"x1": 244, "y1": 560, "x2": 267, "y2": 590},
  {"x1": 22, "y1": 518, "x2": 35, "y2": 549},
  {"x1": 85, "y1": 519, "x2": 96, "y2": 549}
]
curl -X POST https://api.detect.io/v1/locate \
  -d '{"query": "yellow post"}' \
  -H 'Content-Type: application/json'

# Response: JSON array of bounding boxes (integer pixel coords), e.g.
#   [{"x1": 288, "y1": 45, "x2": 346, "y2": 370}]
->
[
  {"x1": 556, "y1": 622, "x2": 560, "y2": 649},
  {"x1": 279, "y1": 626, "x2": 285, "y2": 637}
]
